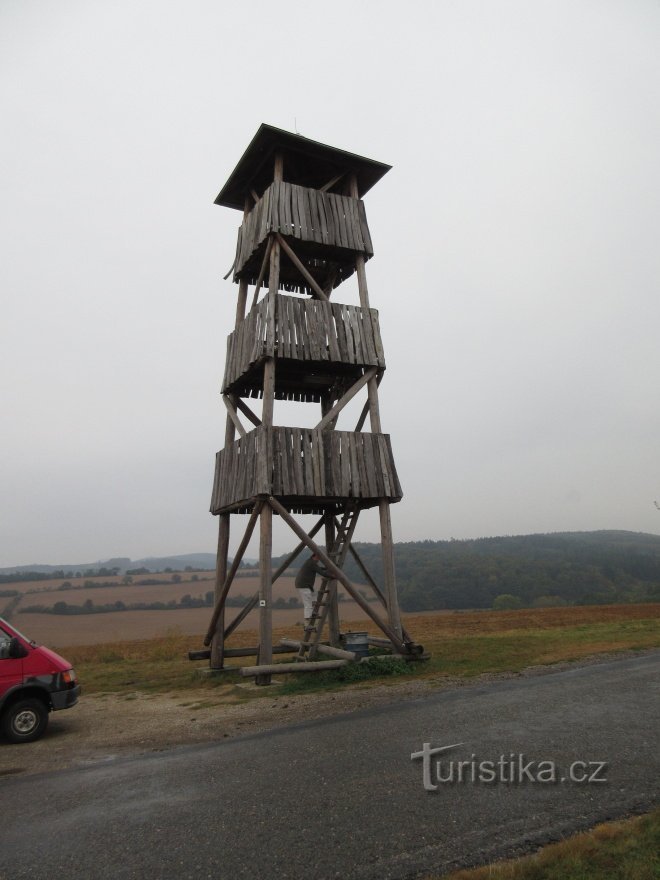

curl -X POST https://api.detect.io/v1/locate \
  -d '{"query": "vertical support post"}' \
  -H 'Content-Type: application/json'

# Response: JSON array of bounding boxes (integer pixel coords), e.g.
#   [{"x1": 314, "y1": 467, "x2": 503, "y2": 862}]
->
[
  {"x1": 255, "y1": 154, "x2": 283, "y2": 684},
  {"x1": 210, "y1": 514, "x2": 230, "y2": 667},
  {"x1": 325, "y1": 513, "x2": 341, "y2": 646},
  {"x1": 256, "y1": 501, "x2": 273, "y2": 685},
  {"x1": 349, "y1": 171, "x2": 403, "y2": 641},
  {"x1": 210, "y1": 195, "x2": 252, "y2": 669}
]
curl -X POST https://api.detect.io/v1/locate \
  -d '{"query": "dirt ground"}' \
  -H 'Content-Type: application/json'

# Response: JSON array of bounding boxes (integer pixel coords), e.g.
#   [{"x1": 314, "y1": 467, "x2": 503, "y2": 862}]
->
[{"x1": 1, "y1": 649, "x2": 653, "y2": 780}]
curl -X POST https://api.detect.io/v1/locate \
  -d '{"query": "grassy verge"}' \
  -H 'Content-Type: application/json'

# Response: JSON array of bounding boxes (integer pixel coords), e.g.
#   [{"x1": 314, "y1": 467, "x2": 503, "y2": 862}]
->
[
  {"x1": 431, "y1": 808, "x2": 660, "y2": 880},
  {"x1": 61, "y1": 604, "x2": 659, "y2": 698}
]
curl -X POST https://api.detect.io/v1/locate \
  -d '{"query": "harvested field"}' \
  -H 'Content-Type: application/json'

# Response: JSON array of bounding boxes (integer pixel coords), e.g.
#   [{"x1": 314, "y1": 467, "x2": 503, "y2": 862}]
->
[{"x1": 7, "y1": 597, "x2": 372, "y2": 647}]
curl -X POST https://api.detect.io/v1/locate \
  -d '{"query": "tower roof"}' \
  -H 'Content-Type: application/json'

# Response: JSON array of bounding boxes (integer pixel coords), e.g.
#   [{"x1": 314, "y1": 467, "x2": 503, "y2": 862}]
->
[{"x1": 215, "y1": 124, "x2": 391, "y2": 210}]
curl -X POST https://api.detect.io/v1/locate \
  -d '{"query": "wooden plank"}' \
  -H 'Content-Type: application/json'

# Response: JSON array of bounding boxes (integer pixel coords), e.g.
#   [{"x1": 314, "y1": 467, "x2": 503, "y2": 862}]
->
[
  {"x1": 271, "y1": 427, "x2": 281, "y2": 495},
  {"x1": 333, "y1": 304, "x2": 349, "y2": 361},
  {"x1": 287, "y1": 295, "x2": 298, "y2": 359},
  {"x1": 355, "y1": 432, "x2": 368, "y2": 499},
  {"x1": 361, "y1": 309, "x2": 378, "y2": 366},
  {"x1": 361, "y1": 432, "x2": 377, "y2": 497},
  {"x1": 357, "y1": 199, "x2": 373, "y2": 255},
  {"x1": 346, "y1": 196, "x2": 362, "y2": 251},
  {"x1": 324, "y1": 302, "x2": 340, "y2": 361},
  {"x1": 348, "y1": 306, "x2": 365, "y2": 364},
  {"x1": 339, "y1": 433, "x2": 350, "y2": 497},
  {"x1": 302, "y1": 429, "x2": 314, "y2": 494},
  {"x1": 316, "y1": 190, "x2": 330, "y2": 244},
  {"x1": 289, "y1": 183, "x2": 300, "y2": 238},
  {"x1": 377, "y1": 434, "x2": 392, "y2": 496},
  {"x1": 343, "y1": 305, "x2": 356, "y2": 361},
  {"x1": 284, "y1": 428, "x2": 296, "y2": 495},
  {"x1": 307, "y1": 187, "x2": 322, "y2": 244},
  {"x1": 294, "y1": 185, "x2": 308, "y2": 241},
  {"x1": 334, "y1": 194, "x2": 349, "y2": 249},
  {"x1": 348, "y1": 432, "x2": 360, "y2": 498},
  {"x1": 384, "y1": 433, "x2": 403, "y2": 497}
]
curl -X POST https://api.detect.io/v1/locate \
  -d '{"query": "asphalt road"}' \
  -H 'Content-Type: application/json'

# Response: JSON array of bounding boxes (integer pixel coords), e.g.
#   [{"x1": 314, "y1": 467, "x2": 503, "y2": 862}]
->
[{"x1": 1, "y1": 653, "x2": 658, "y2": 880}]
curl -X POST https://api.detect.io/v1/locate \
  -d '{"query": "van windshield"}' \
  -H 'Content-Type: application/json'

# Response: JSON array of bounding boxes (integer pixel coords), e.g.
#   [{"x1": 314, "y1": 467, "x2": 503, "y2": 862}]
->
[{"x1": 0, "y1": 618, "x2": 36, "y2": 647}]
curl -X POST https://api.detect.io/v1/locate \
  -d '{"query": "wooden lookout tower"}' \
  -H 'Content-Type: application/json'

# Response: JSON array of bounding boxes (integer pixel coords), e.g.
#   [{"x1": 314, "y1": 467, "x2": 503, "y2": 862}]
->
[{"x1": 199, "y1": 125, "x2": 423, "y2": 683}]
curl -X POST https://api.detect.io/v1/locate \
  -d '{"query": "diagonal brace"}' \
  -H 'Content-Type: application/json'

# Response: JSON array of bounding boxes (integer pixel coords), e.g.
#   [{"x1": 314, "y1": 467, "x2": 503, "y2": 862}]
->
[
  {"x1": 315, "y1": 367, "x2": 378, "y2": 432},
  {"x1": 267, "y1": 496, "x2": 407, "y2": 652}
]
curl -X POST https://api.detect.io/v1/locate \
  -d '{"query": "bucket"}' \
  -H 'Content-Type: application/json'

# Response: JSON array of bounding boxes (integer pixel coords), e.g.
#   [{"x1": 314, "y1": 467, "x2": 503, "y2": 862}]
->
[{"x1": 343, "y1": 631, "x2": 370, "y2": 659}]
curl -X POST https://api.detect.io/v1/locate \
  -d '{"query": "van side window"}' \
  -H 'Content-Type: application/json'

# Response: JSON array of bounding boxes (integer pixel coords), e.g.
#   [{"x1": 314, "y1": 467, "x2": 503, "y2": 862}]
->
[{"x1": 0, "y1": 633, "x2": 11, "y2": 660}]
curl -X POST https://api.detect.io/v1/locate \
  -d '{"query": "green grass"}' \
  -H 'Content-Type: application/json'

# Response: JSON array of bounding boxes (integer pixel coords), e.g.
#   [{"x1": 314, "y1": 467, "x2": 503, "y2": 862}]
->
[
  {"x1": 432, "y1": 808, "x2": 660, "y2": 879},
  {"x1": 62, "y1": 611, "x2": 659, "y2": 699}
]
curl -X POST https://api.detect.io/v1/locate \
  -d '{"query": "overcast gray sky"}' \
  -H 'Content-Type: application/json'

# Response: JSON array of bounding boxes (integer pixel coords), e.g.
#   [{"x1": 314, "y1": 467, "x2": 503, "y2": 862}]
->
[{"x1": 1, "y1": 0, "x2": 659, "y2": 567}]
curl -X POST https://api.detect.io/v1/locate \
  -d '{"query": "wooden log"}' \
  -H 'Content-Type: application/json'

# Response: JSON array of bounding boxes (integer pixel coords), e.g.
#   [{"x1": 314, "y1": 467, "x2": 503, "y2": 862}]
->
[
  {"x1": 267, "y1": 496, "x2": 407, "y2": 652},
  {"x1": 379, "y1": 499, "x2": 402, "y2": 639},
  {"x1": 319, "y1": 171, "x2": 345, "y2": 193},
  {"x1": 314, "y1": 366, "x2": 378, "y2": 431},
  {"x1": 250, "y1": 235, "x2": 273, "y2": 308},
  {"x1": 344, "y1": 537, "x2": 414, "y2": 645},
  {"x1": 240, "y1": 659, "x2": 348, "y2": 677},
  {"x1": 222, "y1": 394, "x2": 247, "y2": 439},
  {"x1": 210, "y1": 511, "x2": 230, "y2": 667},
  {"x1": 235, "y1": 397, "x2": 262, "y2": 428},
  {"x1": 256, "y1": 501, "x2": 273, "y2": 685},
  {"x1": 204, "y1": 500, "x2": 264, "y2": 646},
  {"x1": 190, "y1": 645, "x2": 296, "y2": 661},
  {"x1": 276, "y1": 233, "x2": 329, "y2": 302},
  {"x1": 281, "y1": 639, "x2": 358, "y2": 661}
]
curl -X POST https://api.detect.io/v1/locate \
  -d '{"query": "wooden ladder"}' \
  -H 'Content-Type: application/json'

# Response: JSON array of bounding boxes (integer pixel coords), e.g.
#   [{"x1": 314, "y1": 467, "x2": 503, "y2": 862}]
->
[{"x1": 296, "y1": 503, "x2": 360, "y2": 661}]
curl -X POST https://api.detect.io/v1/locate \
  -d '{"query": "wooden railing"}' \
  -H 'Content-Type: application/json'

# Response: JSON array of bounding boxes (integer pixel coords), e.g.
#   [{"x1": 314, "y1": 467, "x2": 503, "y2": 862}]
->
[
  {"x1": 222, "y1": 294, "x2": 385, "y2": 392},
  {"x1": 210, "y1": 427, "x2": 402, "y2": 514},
  {"x1": 234, "y1": 181, "x2": 373, "y2": 279}
]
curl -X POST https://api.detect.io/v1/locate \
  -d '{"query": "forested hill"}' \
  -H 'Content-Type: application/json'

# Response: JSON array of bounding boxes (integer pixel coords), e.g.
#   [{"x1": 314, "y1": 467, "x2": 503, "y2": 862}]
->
[{"x1": 338, "y1": 530, "x2": 660, "y2": 611}]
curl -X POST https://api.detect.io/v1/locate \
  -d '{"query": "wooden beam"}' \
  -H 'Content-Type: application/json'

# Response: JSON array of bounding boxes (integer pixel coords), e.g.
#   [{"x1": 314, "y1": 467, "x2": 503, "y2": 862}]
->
[
  {"x1": 315, "y1": 367, "x2": 378, "y2": 432},
  {"x1": 276, "y1": 233, "x2": 329, "y2": 302},
  {"x1": 319, "y1": 172, "x2": 345, "y2": 193},
  {"x1": 240, "y1": 659, "x2": 348, "y2": 677},
  {"x1": 204, "y1": 500, "x2": 264, "y2": 646},
  {"x1": 256, "y1": 501, "x2": 273, "y2": 685},
  {"x1": 267, "y1": 496, "x2": 407, "y2": 652},
  {"x1": 343, "y1": 534, "x2": 414, "y2": 645},
  {"x1": 222, "y1": 394, "x2": 247, "y2": 439},
  {"x1": 251, "y1": 236, "x2": 273, "y2": 309},
  {"x1": 222, "y1": 516, "x2": 325, "y2": 639},
  {"x1": 354, "y1": 371, "x2": 383, "y2": 432},
  {"x1": 190, "y1": 645, "x2": 295, "y2": 661},
  {"x1": 210, "y1": 512, "x2": 230, "y2": 667},
  {"x1": 234, "y1": 196, "x2": 252, "y2": 321},
  {"x1": 379, "y1": 499, "x2": 402, "y2": 639},
  {"x1": 250, "y1": 188, "x2": 260, "y2": 204},
  {"x1": 235, "y1": 397, "x2": 262, "y2": 428},
  {"x1": 280, "y1": 639, "x2": 357, "y2": 661},
  {"x1": 224, "y1": 592, "x2": 258, "y2": 639}
]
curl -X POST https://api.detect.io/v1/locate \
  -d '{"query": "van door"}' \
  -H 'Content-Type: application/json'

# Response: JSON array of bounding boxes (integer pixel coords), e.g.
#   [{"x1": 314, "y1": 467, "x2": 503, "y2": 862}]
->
[{"x1": 0, "y1": 626, "x2": 23, "y2": 699}]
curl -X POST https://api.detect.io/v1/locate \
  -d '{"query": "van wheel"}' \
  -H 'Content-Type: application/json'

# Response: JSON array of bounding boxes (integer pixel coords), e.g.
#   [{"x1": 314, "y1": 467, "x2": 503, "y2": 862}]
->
[{"x1": 2, "y1": 698, "x2": 49, "y2": 743}]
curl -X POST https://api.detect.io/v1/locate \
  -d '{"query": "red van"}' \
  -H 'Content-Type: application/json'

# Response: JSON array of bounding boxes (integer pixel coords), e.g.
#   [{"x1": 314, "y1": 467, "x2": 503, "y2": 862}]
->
[{"x1": 0, "y1": 617, "x2": 80, "y2": 743}]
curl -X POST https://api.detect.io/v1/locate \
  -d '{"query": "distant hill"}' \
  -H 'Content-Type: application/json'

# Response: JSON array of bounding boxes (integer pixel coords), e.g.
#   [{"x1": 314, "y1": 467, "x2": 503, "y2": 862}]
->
[
  {"x1": 334, "y1": 530, "x2": 660, "y2": 611},
  {"x1": 0, "y1": 553, "x2": 218, "y2": 578},
  {"x1": 4, "y1": 531, "x2": 660, "y2": 611}
]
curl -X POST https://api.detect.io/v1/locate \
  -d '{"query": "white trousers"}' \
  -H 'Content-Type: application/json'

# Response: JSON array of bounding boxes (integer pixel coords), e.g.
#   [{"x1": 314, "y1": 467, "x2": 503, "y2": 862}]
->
[{"x1": 296, "y1": 588, "x2": 315, "y2": 620}]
